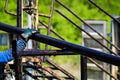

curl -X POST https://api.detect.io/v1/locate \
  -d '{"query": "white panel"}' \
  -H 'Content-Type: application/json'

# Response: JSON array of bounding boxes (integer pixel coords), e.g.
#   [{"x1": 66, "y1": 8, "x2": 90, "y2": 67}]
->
[{"x1": 82, "y1": 20, "x2": 107, "y2": 80}]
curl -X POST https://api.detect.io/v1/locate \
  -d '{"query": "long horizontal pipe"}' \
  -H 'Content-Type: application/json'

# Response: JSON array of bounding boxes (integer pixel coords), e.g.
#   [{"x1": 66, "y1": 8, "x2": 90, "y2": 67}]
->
[
  {"x1": 0, "y1": 22, "x2": 120, "y2": 66},
  {"x1": 18, "y1": 49, "x2": 76, "y2": 56}
]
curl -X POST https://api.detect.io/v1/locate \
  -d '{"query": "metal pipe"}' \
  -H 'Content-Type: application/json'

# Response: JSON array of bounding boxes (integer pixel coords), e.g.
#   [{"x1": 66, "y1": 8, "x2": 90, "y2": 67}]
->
[
  {"x1": 54, "y1": 1, "x2": 118, "y2": 79},
  {"x1": 4, "y1": 0, "x2": 17, "y2": 16},
  {"x1": 41, "y1": 65, "x2": 65, "y2": 80},
  {"x1": 55, "y1": 0, "x2": 120, "y2": 52},
  {"x1": 55, "y1": 9, "x2": 116, "y2": 54},
  {"x1": 17, "y1": 0, "x2": 22, "y2": 28},
  {"x1": 45, "y1": 0, "x2": 55, "y2": 50},
  {"x1": 12, "y1": 40, "x2": 23, "y2": 80},
  {"x1": 0, "y1": 22, "x2": 120, "y2": 66},
  {"x1": 39, "y1": 20, "x2": 65, "y2": 40},
  {"x1": 88, "y1": 0, "x2": 120, "y2": 24},
  {"x1": 18, "y1": 49, "x2": 76, "y2": 56},
  {"x1": 81, "y1": 56, "x2": 87, "y2": 80},
  {"x1": 39, "y1": 20, "x2": 115, "y2": 79},
  {"x1": 45, "y1": 57, "x2": 77, "y2": 80},
  {"x1": 15, "y1": 0, "x2": 23, "y2": 80},
  {"x1": 38, "y1": 13, "x2": 50, "y2": 18},
  {"x1": 35, "y1": 0, "x2": 39, "y2": 30}
]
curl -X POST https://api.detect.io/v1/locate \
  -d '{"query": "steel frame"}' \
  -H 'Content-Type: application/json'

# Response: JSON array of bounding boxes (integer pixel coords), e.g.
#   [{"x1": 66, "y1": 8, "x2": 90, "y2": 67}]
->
[{"x1": 2, "y1": 0, "x2": 120, "y2": 80}]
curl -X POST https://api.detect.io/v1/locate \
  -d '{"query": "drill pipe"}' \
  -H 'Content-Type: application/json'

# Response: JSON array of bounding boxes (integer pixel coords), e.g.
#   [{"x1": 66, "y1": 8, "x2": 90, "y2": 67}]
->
[{"x1": 0, "y1": 22, "x2": 120, "y2": 66}]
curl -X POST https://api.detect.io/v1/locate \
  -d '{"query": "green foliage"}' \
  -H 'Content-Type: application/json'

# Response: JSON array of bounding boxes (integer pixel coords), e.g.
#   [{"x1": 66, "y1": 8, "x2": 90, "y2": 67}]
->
[
  {"x1": 0, "y1": 0, "x2": 16, "y2": 26},
  {"x1": 0, "y1": 46, "x2": 9, "y2": 51}
]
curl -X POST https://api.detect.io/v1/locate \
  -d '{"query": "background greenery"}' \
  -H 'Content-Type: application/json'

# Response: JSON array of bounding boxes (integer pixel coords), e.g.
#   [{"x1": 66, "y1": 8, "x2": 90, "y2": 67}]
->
[{"x1": 0, "y1": 1, "x2": 120, "y2": 76}]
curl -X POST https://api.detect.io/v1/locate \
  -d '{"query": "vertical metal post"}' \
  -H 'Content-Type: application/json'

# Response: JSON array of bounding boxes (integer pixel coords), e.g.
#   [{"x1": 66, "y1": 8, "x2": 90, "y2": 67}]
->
[
  {"x1": 45, "y1": 0, "x2": 54, "y2": 50},
  {"x1": 17, "y1": 0, "x2": 22, "y2": 27},
  {"x1": 117, "y1": 18, "x2": 120, "y2": 80},
  {"x1": 81, "y1": 56, "x2": 87, "y2": 80},
  {"x1": 12, "y1": 40, "x2": 22, "y2": 80},
  {"x1": 112, "y1": 17, "x2": 120, "y2": 80},
  {"x1": 14, "y1": 0, "x2": 23, "y2": 80},
  {"x1": 25, "y1": 1, "x2": 35, "y2": 80},
  {"x1": 27, "y1": 0, "x2": 33, "y2": 49}
]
